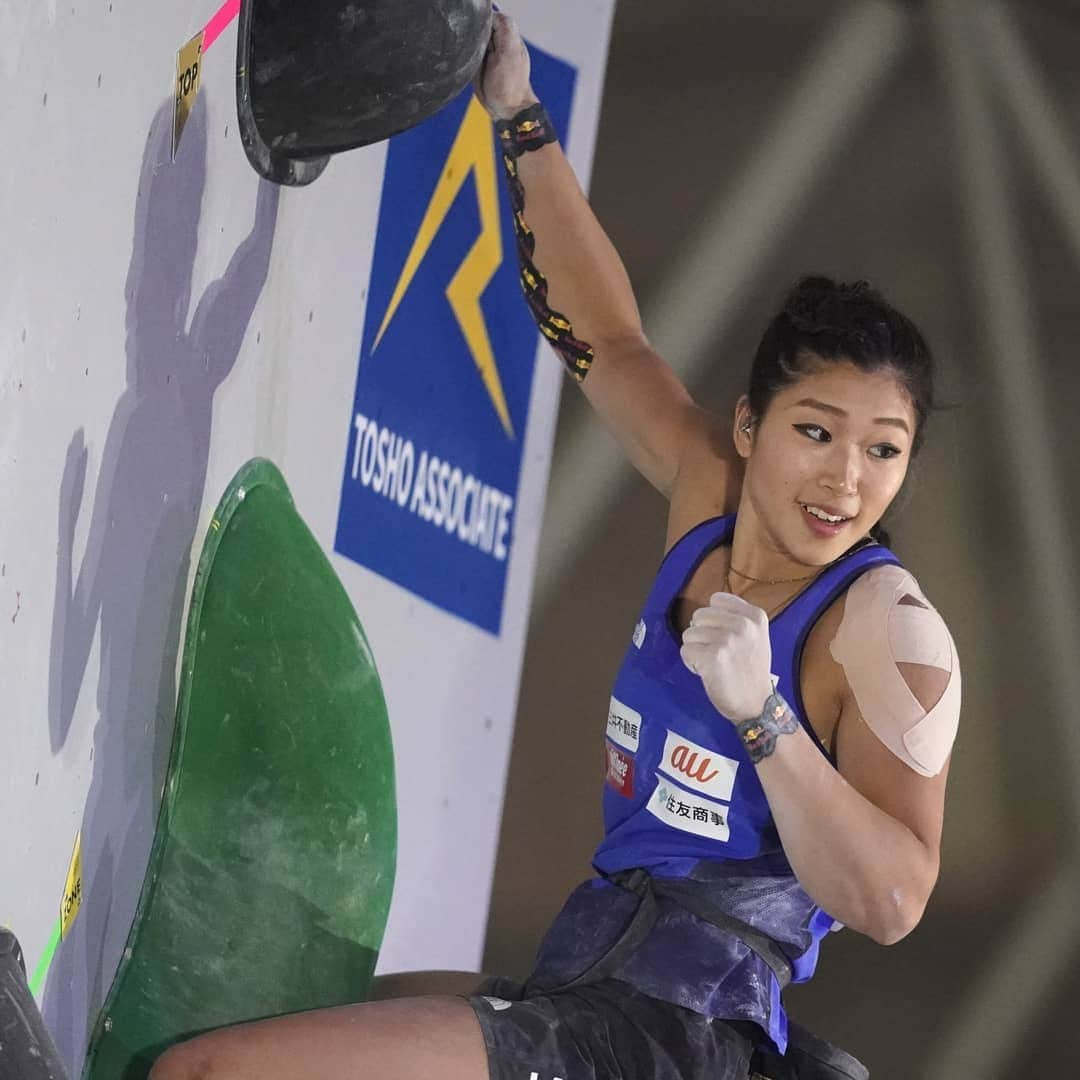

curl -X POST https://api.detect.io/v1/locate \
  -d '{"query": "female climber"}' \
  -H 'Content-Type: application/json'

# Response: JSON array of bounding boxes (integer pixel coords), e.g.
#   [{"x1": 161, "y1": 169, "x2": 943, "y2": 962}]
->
[{"x1": 151, "y1": 11, "x2": 960, "y2": 1080}]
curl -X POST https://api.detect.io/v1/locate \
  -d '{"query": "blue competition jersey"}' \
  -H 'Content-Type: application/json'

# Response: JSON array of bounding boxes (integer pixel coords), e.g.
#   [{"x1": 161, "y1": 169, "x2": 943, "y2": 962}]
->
[
  {"x1": 595, "y1": 513, "x2": 899, "y2": 873},
  {"x1": 530, "y1": 514, "x2": 901, "y2": 1052}
]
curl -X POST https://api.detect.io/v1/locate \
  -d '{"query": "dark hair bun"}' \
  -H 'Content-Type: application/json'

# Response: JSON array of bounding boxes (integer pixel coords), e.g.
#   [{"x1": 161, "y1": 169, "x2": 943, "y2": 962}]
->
[{"x1": 782, "y1": 276, "x2": 890, "y2": 354}]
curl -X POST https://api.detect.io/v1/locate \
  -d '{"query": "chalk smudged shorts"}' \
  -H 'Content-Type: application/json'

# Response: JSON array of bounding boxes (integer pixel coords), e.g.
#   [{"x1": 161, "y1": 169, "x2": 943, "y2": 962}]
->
[{"x1": 468, "y1": 976, "x2": 868, "y2": 1080}]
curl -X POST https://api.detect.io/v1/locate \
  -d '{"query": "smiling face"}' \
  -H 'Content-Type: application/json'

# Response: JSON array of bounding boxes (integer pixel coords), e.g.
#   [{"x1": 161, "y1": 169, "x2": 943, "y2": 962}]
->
[{"x1": 733, "y1": 356, "x2": 916, "y2": 570}]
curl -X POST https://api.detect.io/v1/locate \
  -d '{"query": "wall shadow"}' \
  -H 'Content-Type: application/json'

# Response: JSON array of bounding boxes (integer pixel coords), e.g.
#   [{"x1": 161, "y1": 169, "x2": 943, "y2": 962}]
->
[{"x1": 43, "y1": 95, "x2": 280, "y2": 1073}]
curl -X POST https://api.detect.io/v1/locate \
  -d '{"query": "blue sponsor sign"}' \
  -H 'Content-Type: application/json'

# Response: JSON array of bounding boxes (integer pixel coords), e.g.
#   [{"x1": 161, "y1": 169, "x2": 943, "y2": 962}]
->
[{"x1": 335, "y1": 46, "x2": 577, "y2": 635}]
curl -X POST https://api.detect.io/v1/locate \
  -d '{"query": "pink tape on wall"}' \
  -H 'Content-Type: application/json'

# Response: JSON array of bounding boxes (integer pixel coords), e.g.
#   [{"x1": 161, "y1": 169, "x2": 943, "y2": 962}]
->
[{"x1": 202, "y1": 0, "x2": 241, "y2": 52}]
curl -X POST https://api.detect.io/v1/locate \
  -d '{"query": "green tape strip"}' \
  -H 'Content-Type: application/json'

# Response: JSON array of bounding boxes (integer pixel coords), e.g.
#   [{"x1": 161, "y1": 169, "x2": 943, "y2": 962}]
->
[{"x1": 29, "y1": 919, "x2": 62, "y2": 997}]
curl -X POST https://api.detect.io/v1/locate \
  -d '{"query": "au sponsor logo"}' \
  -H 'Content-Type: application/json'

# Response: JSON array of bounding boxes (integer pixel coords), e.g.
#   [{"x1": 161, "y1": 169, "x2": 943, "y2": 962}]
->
[{"x1": 658, "y1": 729, "x2": 739, "y2": 802}]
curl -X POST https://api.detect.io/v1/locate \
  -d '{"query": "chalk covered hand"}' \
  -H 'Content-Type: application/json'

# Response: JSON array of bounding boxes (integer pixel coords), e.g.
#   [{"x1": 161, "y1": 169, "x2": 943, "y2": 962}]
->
[
  {"x1": 474, "y1": 12, "x2": 538, "y2": 121},
  {"x1": 680, "y1": 593, "x2": 776, "y2": 723}
]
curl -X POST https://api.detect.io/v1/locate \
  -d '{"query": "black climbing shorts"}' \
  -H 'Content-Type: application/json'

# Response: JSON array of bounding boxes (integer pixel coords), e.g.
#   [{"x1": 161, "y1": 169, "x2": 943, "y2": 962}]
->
[
  {"x1": 468, "y1": 977, "x2": 870, "y2": 1080},
  {"x1": 468, "y1": 976, "x2": 757, "y2": 1080}
]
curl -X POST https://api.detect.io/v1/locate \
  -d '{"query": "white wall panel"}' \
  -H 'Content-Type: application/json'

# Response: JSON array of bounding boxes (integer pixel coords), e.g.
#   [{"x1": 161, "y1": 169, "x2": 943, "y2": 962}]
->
[{"x1": 0, "y1": 0, "x2": 613, "y2": 1069}]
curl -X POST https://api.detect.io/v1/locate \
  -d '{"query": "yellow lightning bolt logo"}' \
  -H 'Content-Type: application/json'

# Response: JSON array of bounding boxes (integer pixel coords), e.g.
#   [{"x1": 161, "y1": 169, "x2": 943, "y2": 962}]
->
[{"x1": 372, "y1": 97, "x2": 514, "y2": 438}]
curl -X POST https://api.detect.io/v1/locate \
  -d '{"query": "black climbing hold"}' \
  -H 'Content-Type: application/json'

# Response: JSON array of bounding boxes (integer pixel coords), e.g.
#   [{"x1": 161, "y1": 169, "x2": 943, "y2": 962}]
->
[
  {"x1": 0, "y1": 929, "x2": 69, "y2": 1079},
  {"x1": 236, "y1": 0, "x2": 494, "y2": 186}
]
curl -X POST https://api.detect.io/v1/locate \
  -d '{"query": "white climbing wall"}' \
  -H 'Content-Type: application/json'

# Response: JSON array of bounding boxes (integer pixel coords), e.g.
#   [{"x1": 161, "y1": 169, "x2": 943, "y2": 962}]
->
[{"x1": 0, "y1": 0, "x2": 614, "y2": 1070}]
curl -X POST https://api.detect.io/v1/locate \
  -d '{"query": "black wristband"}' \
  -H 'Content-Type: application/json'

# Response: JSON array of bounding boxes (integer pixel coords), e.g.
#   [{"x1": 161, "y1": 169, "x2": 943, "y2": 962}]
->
[
  {"x1": 736, "y1": 691, "x2": 798, "y2": 764},
  {"x1": 495, "y1": 102, "x2": 558, "y2": 160}
]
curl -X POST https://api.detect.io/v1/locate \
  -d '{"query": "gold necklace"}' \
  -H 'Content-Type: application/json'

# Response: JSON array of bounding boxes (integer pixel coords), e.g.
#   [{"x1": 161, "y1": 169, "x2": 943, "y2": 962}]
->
[
  {"x1": 727, "y1": 564, "x2": 819, "y2": 586},
  {"x1": 722, "y1": 562, "x2": 822, "y2": 620}
]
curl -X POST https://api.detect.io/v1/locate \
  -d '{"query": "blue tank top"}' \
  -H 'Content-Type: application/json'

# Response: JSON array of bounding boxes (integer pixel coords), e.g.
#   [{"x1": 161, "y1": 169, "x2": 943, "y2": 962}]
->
[{"x1": 529, "y1": 514, "x2": 901, "y2": 1052}]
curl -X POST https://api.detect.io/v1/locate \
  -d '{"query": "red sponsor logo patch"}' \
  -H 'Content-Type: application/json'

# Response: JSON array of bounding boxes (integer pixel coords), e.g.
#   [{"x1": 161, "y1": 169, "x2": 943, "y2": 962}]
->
[
  {"x1": 605, "y1": 741, "x2": 635, "y2": 797},
  {"x1": 668, "y1": 743, "x2": 721, "y2": 785},
  {"x1": 658, "y1": 729, "x2": 739, "y2": 801}
]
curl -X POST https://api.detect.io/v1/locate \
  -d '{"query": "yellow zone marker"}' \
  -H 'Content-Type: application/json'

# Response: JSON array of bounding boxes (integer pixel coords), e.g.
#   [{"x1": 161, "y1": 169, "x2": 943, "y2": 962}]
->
[
  {"x1": 173, "y1": 30, "x2": 205, "y2": 161},
  {"x1": 61, "y1": 831, "x2": 83, "y2": 940}
]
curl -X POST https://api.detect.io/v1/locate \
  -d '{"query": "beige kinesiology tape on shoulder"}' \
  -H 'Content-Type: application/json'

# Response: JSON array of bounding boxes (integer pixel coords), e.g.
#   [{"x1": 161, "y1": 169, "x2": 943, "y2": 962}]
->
[{"x1": 829, "y1": 565, "x2": 961, "y2": 777}]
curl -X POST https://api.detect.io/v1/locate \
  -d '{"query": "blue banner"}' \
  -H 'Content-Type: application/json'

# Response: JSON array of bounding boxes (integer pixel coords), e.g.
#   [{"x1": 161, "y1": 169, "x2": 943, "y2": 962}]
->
[{"x1": 335, "y1": 46, "x2": 577, "y2": 635}]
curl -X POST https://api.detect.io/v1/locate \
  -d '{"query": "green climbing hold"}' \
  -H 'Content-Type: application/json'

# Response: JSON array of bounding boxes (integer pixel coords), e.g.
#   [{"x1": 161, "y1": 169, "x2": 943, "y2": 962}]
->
[{"x1": 83, "y1": 459, "x2": 396, "y2": 1079}]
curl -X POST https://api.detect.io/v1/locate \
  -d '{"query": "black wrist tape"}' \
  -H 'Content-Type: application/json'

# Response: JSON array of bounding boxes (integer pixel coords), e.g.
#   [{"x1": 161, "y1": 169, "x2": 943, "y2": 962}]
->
[
  {"x1": 495, "y1": 104, "x2": 594, "y2": 381},
  {"x1": 494, "y1": 102, "x2": 558, "y2": 160}
]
